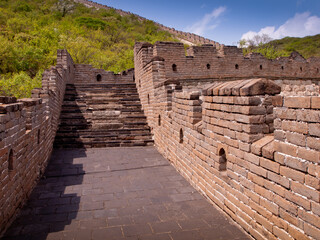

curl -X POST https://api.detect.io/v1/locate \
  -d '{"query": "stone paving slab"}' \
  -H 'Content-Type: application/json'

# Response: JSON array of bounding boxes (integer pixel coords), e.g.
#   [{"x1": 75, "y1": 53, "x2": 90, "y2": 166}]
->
[{"x1": 3, "y1": 147, "x2": 250, "y2": 240}]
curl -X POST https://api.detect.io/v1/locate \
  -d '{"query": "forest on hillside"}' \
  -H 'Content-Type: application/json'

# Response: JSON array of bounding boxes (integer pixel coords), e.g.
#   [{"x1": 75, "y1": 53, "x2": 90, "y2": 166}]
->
[
  {"x1": 241, "y1": 34, "x2": 320, "y2": 59},
  {"x1": 0, "y1": 0, "x2": 176, "y2": 98}
]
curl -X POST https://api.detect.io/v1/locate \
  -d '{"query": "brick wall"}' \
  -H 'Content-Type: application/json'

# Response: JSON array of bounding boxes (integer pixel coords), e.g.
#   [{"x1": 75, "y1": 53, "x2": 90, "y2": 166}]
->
[
  {"x1": 0, "y1": 50, "x2": 74, "y2": 235},
  {"x1": 273, "y1": 95, "x2": 320, "y2": 239},
  {"x1": 74, "y1": 65, "x2": 134, "y2": 84},
  {"x1": 134, "y1": 42, "x2": 320, "y2": 239}
]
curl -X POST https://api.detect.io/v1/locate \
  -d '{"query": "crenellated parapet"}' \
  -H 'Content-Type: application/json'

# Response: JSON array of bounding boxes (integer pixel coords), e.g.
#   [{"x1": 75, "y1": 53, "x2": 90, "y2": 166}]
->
[
  {"x1": 74, "y1": 64, "x2": 134, "y2": 84},
  {"x1": 135, "y1": 41, "x2": 320, "y2": 85}
]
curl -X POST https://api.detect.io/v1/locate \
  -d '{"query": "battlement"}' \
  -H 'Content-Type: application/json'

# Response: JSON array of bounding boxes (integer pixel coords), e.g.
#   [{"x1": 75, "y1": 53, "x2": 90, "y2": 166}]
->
[
  {"x1": 74, "y1": 64, "x2": 134, "y2": 84},
  {"x1": 135, "y1": 42, "x2": 320, "y2": 84}
]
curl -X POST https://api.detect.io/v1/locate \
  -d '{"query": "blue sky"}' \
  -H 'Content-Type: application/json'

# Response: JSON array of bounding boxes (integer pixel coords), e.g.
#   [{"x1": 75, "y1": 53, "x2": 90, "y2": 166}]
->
[{"x1": 96, "y1": 0, "x2": 320, "y2": 45}]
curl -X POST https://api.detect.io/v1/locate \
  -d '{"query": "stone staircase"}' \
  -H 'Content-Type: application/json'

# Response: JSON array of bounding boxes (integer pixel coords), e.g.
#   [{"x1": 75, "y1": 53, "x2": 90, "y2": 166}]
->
[{"x1": 54, "y1": 83, "x2": 154, "y2": 148}]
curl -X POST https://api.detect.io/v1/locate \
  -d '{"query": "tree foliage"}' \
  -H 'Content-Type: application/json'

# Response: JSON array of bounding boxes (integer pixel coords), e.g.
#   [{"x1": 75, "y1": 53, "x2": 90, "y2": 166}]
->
[{"x1": 0, "y1": 0, "x2": 177, "y2": 98}]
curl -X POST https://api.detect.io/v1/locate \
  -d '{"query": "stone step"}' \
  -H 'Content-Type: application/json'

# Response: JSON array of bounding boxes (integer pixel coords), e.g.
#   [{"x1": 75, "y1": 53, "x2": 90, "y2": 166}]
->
[
  {"x1": 55, "y1": 82, "x2": 152, "y2": 148},
  {"x1": 55, "y1": 135, "x2": 153, "y2": 143},
  {"x1": 59, "y1": 113, "x2": 147, "y2": 119},
  {"x1": 60, "y1": 109, "x2": 144, "y2": 114},
  {"x1": 56, "y1": 128, "x2": 151, "y2": 134},
  {"x1": 60, "y1": 106, "x2": 143, "y2": 112},
  {"x1": 58, "y1": 121, "x2": 149, "y2": 130},
  {"x1": 61, "y1": 101, "x2": 142, "y2": 106},
  {"x1": 54, "y1": 140, "x2": 154, "y2": 149},
  {"x1": 57, "y1": 121, "x2": 149, "y2": 127},
  {"x1": 66, "y1": 85, "x2": 137, "y2": 90}
]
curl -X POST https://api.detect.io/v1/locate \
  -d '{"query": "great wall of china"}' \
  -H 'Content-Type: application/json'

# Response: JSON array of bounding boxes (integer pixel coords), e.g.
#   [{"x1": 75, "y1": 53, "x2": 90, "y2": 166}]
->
[{"x1": 0, "y1": 1, "x2": 320, "y2": 239}]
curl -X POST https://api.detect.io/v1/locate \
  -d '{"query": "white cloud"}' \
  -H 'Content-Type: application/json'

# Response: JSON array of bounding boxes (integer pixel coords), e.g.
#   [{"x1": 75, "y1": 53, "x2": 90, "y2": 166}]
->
[
  {"x1": 185, "y1": 6, "x2": 226, "y2": 36},
  {"x1": 241, "y1": 12, "x2": 320, "y2": 42}
]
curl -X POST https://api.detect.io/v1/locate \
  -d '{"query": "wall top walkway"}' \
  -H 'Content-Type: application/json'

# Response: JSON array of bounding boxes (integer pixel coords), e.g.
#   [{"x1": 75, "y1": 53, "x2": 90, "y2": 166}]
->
[{"x1": 3, "y1": 147, "x2": 250, "y2": 240}]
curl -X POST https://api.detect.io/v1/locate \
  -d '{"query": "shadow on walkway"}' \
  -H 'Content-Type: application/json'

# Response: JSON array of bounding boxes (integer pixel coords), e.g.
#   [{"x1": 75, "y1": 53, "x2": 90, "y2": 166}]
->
[{"x1": 3, "y1": 149, "x2": 86, "y2": 240}]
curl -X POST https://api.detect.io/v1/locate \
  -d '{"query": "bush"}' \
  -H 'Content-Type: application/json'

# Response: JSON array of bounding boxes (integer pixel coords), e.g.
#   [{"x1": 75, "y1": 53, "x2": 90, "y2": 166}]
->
[
  {"x1": 75, "y1": 17, "x2": 107, "y2": 30},
  {"x1": 0, "y1": 71, "x2": 42, "y2": 98}
]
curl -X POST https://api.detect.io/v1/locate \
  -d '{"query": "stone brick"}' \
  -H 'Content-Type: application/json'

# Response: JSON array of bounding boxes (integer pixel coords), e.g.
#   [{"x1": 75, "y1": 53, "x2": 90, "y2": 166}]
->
[
  {"x1": 306, "y1": 136, "x2": 320, "y2": 151},
  {"x1": 298, "y1": 208, "x2": 320, "y2": 229},
  {"x1": 305, "y1": 175, "x2": 320, "y2": 190},
  {"x1": 274, "y1": 141, "x2": 297, "y2": 157},
  {"x1": 4, "y1": 37, "x2": 320, "y2": 240},
  {"x1": 248, "y1": 172, "x2": 264, "y2": 186},
  {"x1": 267, "y1": 171, "x2": 290, "y2": 189},
  {"x1": 311, "y1": 202, "x2": 320, "y2": 216},
  {"x1": 249, "y1": 163, "x2": 267, "y2": 178},
  {"x1": 273, "y1": 225, "x2": 294, "y2": 240},
  {"x1": 251, "y1": 135, "x2": 273, "y2": 156},
  {"x1": 308, "y1": 164, "x2": 320, "y2": 177},
  {"x1": 304, "y1": 222, "x2": 320, "y2": 240},
  {"x1": 296, "y1": 109, "x2": 320, "y2": 122},
  {"x1": 272, "y1": 95, "x2": 283, "y2": 107},
  {"x1": 274, "y1": 195, "x2": 298, "y2": 216},
  {"x1": 280, "y1": 166, "x2": 305, "y2": 183},
  {"x1": 286, "y1": 132, "x2": 306, "y2": 147},
  {"x1": 274, "y1": 152, "x2": 285, "y2": 165},
  {"x1": 297, "y1": 147, "x2": 319, "y2": 164},
  {"x1": 284, "y1": 190, "x2": 311, "y2": 211},
  {"x1": 259, "y1": 197, "x2": 279, "y2": 215},
  {"x1": 291, "y1": 181, "x2": 320, "y2": 202},
  {"x1": 260, "y1": 157, "x2": 280, "y2": 173},
  {"x1": 284, "y1": 156, "x2": 308, "y2": 172},
  {"x1": 254, "y1": 212, "x2": 273, "y2": 232},
  {"x1": 287, "y1": 224, "x2": 310, "y2": 240},
  {"x1": 284, "y1": 96, "x2": 311, "y2": 109},
  {"x1": 270, "y1": 215, "x2": 288, "y2": 231},
  {"x1": 311, "y1": 96, "x2": 320, "y2": 109},
  {"x1": 279, "y1": 208, "x2": 299, "y2": 226},
  {"x1": 261, "y1": 141, "x2": 275, "y2": 160},
  {"x1": 244, "y1": 152, "x2": 260, "y2": 165},
  {"x1": 282, "y1": 120, "x2": 308, "y2": 134},
  {"x1": 309, "y1": 123, "x2": 320, "y2": 137},
  {"x1": 274, "y1": 108, "x2": 296, "y2": 120}
]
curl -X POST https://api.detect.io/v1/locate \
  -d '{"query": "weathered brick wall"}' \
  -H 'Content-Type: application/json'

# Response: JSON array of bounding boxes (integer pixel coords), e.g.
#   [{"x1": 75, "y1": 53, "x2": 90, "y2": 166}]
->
[
  {"x1": 134, "y1": 42, "x2": 320, "y2": 239},
  {"x1": 149, "y1": 82, "x2": 319, "y2": 239},
  {"x1": 0, "y1": 50, "x2": 74, "y2": 235}
]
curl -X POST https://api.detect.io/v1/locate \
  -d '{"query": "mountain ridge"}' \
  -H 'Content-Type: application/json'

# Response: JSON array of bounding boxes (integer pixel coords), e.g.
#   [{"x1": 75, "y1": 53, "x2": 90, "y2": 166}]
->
[{"x1": 73, "y1": 0, "x2": 220, "y2": 47}]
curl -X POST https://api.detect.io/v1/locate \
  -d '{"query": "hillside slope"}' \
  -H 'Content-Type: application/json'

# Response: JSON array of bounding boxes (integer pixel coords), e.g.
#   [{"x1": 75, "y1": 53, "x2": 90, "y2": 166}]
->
[
  {"x1": 243, "y1": 34, "x2": 320, "y2": 59},
  {"x1": 73, "y1": 0, "x2": 219, "y2": 47},
  {"x1": 0, "y1": 0, "x2": 179, "y2": 98}
]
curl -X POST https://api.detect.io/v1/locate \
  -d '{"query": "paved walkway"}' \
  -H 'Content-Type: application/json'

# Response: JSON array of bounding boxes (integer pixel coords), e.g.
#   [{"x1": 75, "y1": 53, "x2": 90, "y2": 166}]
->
[{"x1": 3, "y1": 147, "x2": 250, "y2": 240}]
